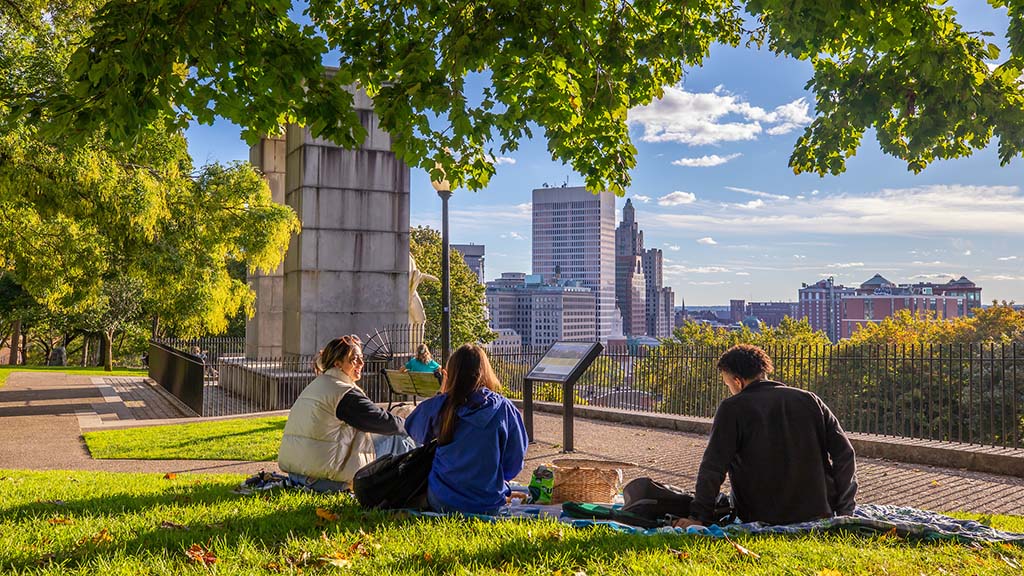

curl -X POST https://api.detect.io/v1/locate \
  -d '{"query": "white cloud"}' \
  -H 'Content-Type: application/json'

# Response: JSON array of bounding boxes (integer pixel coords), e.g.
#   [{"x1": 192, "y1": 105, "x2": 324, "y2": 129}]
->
[
  {"x1": 665, "y1": 265, "x2": 730, "y2": 274},
  {"x1": 794, "y1": 254, "x2": 806, "y2": 259},
  {"x1": 644, "y1": 185, "x2": 1024, "y2": 236},
  {"x1": 810, "y1": 190, "x2": 820, "y2": 195},
  {"x1": 735, "y1": 199, "x2": 765, "y2": 210},
  {"x1": 697, "y1": 237, "x2": 717, "y2": 245},
  {"x1": 964, "y1": 250, "x2": 973, "y2": 256},
  {"x1": 664, "y1": 244, "x2": 681, "y2": 251},
  {"x1": 910, "y1": 273, "x2": 958, "y2": 281},
  {"x1": 725, "y1": 186, "x2": 790, "y2": 201},
  {"x1": 985, "y1": 274, "x2": 1024, "y2": 281},
  {"x1": 735, "y1": 272, "x2": 751, "y2": 276},
  {"x1": 658, "y1": 191, "x2": 697, "y2": 206},
  {"x1": 628, "y1": 85, "x2": 812, "y2": 146},
  {"x1": 827, "y1": 262, "x2": 864, "y2": 269},
  {"x1": 515, "y1": 202, "x2": 531, "y2": 214},
  {"x1": 509, "y1": 231, "x2": 525, "y2": 240},
  {"x1": 912, "y1": 260, "x2": 947, "y2": 266},
  {"x1": 632, "y1": 195, "x2": 651, "y2": 203},
  {"x1": 688, "y1": 281, "x2": 730, "y2": 286},
  {"x1": 492, "y1": 155, "x2": 516, "y2": 165},
  {"x1": 672, "y1": 153, "x2": 742, "y2": 167},
  {"x1": 997, "y1": 255, "x2": 1018, "y2": 261}
]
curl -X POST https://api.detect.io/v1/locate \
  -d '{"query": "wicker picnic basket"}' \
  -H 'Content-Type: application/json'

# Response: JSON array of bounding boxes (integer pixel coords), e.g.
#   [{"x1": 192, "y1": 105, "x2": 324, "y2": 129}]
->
[{"x1": 550, "y1": 459, "x2": 635, "y2": 504}]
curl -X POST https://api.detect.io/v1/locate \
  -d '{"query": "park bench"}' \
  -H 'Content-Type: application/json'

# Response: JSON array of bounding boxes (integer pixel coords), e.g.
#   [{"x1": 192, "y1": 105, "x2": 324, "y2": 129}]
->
[{"x1": 381, "y1": 369, "x2": 442, "y2": 408}]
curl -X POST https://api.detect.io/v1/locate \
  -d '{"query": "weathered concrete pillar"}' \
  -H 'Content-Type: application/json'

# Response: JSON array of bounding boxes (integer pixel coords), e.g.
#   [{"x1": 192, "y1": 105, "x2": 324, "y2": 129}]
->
[
  {"x1": 280, "y1": 89, "x2": 411, "y2": 357},
  {"x1": 246, "y1": 136, "x2": 287, "y2": 358}
]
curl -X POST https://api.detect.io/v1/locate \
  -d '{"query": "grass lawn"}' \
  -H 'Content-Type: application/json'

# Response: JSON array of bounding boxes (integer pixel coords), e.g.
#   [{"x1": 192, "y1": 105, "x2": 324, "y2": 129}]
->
[
  {"x1": 84, "y1": 417, "x2": 286, "y2": 462},
  {"x1": 0, "y1": 366, "x2": 147, "y2": 387},
  {"x1": 0, "y1": 470, "x2": 1022, "y2": 575}
]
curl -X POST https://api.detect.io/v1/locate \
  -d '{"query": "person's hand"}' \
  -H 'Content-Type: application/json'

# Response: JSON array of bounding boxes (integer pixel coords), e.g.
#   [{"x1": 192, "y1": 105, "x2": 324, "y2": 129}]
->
[
  {"x1": 672, "y1": 518, "x2": 704, "y2": 529},
  {"x1": 400, "y1": 367, "x2": 408, "y2": 373}
]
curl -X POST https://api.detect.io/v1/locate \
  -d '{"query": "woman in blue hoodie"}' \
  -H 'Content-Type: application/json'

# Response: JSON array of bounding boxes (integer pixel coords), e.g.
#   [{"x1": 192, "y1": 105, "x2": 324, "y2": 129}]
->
[{"x1": 405, "y1": 344, "x2": 528, "y2": 514}]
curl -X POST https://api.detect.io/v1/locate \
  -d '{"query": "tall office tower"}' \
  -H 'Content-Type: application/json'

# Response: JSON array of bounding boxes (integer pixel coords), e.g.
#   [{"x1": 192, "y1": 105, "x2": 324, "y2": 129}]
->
[
  {"x1": 615, "y1": 199, "x2": 647, "y2": 335},
  {"x1": 533, "y1": 186, "x2": 616, "y2": 342},
  {"x1": 451, "y1": 243, "x2": 485, "y2": 284},
  {"x1": 642, "y1": 247, "x2": 671, "y2": 337}
]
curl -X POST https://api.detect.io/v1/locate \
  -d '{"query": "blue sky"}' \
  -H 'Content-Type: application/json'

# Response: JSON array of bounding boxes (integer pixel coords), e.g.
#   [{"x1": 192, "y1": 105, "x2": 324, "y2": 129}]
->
[{"x1": 186, "y1": 1, "x2": 1024, "y2": 306}]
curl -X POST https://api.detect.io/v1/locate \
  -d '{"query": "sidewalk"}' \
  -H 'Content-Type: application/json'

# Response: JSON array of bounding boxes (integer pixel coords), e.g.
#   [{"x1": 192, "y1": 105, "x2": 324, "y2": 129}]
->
[
  {"x1": 1, "y1": 370, "x2": 1023, "y2": 515},
  {"x1": 0, "y1": 371, "x2": 266, "y2": 475}
]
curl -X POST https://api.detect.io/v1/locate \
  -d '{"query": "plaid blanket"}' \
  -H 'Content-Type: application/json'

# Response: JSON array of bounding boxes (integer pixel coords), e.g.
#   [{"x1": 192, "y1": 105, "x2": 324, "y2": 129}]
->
[{"x1": 408, "y1": 503, "x2": 1024, "y2": 544}]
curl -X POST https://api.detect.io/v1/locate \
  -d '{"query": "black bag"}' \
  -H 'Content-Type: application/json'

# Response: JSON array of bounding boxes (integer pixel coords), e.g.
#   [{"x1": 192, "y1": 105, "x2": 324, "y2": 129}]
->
[
  {"x1": 353, "y1": 439, "x2": 437, "y2": 509},
  {"x1": 621, "y1": 477, "x2": 734, "y2": 525},
  {"x1": 621, "y1": 477, "x2": 695, "y2": 521}
]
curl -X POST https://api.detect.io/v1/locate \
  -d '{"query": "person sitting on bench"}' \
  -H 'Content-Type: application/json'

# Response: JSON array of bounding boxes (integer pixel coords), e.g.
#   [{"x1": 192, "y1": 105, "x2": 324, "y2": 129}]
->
[
  {"x1": 278, "y1": 335, "x2": 415, "y2": 493},
  {"x1": 403, "y1": 343, "x2": 441, "y2": 374},
  {"x1": 674, "y1": 344, "x2": 858, "y2": 528},
  {"x1": 405, "y1": 344, "x2": 528, "y2": 514}
]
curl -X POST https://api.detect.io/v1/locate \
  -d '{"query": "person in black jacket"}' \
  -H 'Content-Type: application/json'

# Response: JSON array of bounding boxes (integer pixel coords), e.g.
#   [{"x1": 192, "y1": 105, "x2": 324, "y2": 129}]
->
[{"x1": 675, "y1": 344, "x2": 858, "y2": 527}]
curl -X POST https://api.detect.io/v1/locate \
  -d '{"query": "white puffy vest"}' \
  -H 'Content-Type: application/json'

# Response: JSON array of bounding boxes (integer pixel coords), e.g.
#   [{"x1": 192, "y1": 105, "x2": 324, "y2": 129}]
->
[{"x1": 278, "y1": 368, "x2": 376, "y2": 483}]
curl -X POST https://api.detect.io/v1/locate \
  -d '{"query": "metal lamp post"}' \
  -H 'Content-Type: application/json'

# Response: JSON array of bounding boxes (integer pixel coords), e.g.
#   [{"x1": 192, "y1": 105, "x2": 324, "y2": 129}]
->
[{"x1": 431, "y1": 174, "x2": 452, "y2": 366}]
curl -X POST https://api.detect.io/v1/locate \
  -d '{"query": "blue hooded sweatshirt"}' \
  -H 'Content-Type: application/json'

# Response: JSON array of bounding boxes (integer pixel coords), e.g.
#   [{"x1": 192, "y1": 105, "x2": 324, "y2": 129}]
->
[{"x1": 405, "y1": 387, "x2": 528, "y2": 514}]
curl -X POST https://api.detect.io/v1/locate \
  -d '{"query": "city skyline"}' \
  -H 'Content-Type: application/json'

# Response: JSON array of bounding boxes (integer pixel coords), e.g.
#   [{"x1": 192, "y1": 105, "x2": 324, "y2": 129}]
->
[{"x1": 184, "y1": 1, "x2": 1024, "y2": 306}]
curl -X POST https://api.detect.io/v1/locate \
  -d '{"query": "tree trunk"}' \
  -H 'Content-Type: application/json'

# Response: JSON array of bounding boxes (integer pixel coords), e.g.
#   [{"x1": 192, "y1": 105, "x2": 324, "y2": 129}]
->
[
  {"x1": 97, "y1": 334, "x2": 108, "y2": 368},
  {"x1": 20, "y1": 331, "x2": 27, "y2": 365},
  {"x1": 81, "y1": 336, "x2": 90, "y2": 367},
  {"x1": 8, "y1": 319, "x2": 21, "y2": 366},
  {"x1": 151, "y1": 315, "x2": 160, "y2": 339},
  {"x1": 103, "y1": 331, "x2": 113, "y2": 372}
]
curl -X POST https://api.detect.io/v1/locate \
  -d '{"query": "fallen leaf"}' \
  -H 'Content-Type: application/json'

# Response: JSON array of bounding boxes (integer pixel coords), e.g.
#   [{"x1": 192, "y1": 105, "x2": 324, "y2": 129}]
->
[
  {"x1": 817, "y1": 569, "x2": 842, "y2": 576},
  {"x1": 667, "y1": 548, "x2": 690, "y2": 560},
  {"x1": 163, "y1": 473, "x2": 178, "y2": 480},
  {"x1": 315, "y1": 507, "x2": 339, "y2": 522},
  {"x1": 930, "y1": 480, "x2": 939, "y2": 487},
  {"x1": 48, "y1": 517, "x2": 73, "y2": 525},
  {"x1": 725, "y1": 536, "x2": 760, "y2": 559},
  {"x1": 77, "y1": 529, "x2": 113, "y2": 546},
  {"x1": 264, "y1": 561, "x2": 282, "y2": 572},
  {"x1": 318, "y1": 551, "x2": 352, "y2": 568},
  {"x1": 185, "y1": 543, "x2": 218, "y2": 566},
  {"x1": 159, "y1": 520, "x2": 188, "y2": 530},
  {"x1": 423, "y1": 551, "x2": 433, "y2": 562}
]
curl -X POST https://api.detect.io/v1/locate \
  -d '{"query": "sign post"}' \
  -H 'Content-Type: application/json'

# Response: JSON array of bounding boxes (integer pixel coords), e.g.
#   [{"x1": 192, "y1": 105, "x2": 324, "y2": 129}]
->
[{"x1": 523, "y1": 341, "x2": 604, "y2": 452}]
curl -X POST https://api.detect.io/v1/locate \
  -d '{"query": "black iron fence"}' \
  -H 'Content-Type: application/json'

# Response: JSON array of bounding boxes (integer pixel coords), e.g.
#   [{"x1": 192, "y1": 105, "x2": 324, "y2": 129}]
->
[
  {"x1": 149, "y1": 337, "x2": 1024, "y2": 449},
  {"x1": 488, "y1": 342, "x2": 1024, "y2": 450}
]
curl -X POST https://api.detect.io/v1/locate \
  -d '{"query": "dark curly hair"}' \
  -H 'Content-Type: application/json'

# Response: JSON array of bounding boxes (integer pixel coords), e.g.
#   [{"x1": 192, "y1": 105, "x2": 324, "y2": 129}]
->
[{"x1": 717, "y1": 344, "x2": 774, "y2": 380}]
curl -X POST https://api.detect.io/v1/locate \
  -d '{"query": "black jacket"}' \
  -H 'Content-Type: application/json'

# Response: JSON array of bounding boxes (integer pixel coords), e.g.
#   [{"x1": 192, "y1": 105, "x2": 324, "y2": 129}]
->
[{"x1": 689, "y1": 380, "x2": 857, "y2": 525}]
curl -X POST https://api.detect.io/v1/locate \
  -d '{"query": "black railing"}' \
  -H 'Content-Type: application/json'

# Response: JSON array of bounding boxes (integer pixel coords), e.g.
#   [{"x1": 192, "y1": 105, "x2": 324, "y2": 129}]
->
[
  {"x1": 150, "y1": 337, "x2": 1024, "y2": 449},
  {"x1": 486, "y1": 342, "x2": 1024, "y2": 450}
]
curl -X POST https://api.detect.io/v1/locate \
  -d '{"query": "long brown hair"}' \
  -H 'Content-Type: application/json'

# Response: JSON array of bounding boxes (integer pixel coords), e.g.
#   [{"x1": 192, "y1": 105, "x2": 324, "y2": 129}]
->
[{"x1": 436, "y1": 344, "x2": 501, "y2": 445}]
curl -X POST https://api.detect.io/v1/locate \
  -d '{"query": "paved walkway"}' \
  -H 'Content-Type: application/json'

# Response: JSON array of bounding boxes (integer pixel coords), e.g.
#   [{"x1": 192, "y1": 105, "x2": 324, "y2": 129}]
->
[{"x1": 1, "y1": 371, "x2": 1023, "y2": 514}]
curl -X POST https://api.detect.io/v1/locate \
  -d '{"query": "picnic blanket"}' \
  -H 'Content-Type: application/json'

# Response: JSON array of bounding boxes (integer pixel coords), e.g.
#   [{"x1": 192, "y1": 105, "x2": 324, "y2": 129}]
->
[
  {"x1": 235, "y1": 472, "x2": 1023, "y2": 544},
  {"x1": 408, "y1": 503, "x2": 1024, "y2": 544}
]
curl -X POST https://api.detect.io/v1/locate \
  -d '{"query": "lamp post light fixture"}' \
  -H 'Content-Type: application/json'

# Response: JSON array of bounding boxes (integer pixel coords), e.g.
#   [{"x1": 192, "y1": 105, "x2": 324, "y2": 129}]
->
[{"x1": 431, "y1": 172, "x2": 452, "y2": 366}]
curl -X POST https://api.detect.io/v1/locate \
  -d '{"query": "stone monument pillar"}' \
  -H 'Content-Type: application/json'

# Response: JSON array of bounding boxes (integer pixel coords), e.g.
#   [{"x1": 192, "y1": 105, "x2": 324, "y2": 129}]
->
[
  {"x1": 246, "y1": 136, "x2": 287, "y2": 358},
  {"x1": 280, "y1": 89, "x2": 410, "y2": 357}
]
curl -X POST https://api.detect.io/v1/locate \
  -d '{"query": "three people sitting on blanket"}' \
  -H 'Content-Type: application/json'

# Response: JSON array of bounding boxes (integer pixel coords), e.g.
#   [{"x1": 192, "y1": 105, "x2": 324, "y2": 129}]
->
[
  {"x1": 278, "y1": 335, "x2": 416, "y2": 492},
  {"x1": 279, "y1": 336, "x2": 856, "y2": 524},
  {"x1": 674, "y1": 344, "x2": 858, "y2": 528}
]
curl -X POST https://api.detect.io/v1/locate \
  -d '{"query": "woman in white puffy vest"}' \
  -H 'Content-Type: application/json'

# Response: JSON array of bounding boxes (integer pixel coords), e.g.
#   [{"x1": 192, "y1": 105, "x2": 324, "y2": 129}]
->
[{"x1": 278, "y1": 335, "x2": 414, "y2": 492}]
